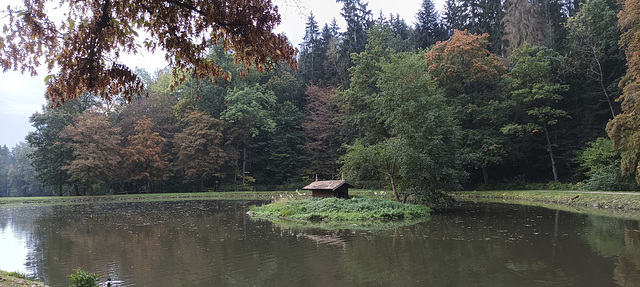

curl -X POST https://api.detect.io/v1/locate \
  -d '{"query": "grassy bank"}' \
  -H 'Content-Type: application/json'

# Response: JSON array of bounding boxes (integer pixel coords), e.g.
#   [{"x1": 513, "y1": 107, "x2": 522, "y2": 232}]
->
[
  {"x1": 0, "y1": 271, "x2": 47, "y2": 287},
  {"x1": 0, "y1": 190, "x2": 312, "y2": 206},
  {"x1": 452, "y1": 190, "x2": 640, "y2": 209},
  {"x1": 451, "y1": 190, "x2": 640, "y2": 220}
]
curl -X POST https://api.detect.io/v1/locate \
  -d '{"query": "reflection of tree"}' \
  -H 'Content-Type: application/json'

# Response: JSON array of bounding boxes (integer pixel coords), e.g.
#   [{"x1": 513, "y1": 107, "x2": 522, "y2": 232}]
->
[
  {"x1": 3, "y1": 202, "x2": 639, "y2": 286},
  {"x1": 615, "y1": 222, "x2": 640, "y2": 286},
  {"x1": 583, "y1": 215, "x2": 640, "y2": 286}
]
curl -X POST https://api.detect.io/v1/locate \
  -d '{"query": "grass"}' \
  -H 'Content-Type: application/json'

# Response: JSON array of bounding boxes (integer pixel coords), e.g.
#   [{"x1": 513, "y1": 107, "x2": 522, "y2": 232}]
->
[
  {"x1": 0, "y1": 190, "x2": 312, "y2": 206},
  {"x1": 248, "y1": 196, "x2": 432, "y2": 231},
  {"x1": 451, "y1": 190, "x2": 640, "y2": 220},
  {"x1": 0, "y1": 271, "x2": 47, "y2": 287},
  {"x1": 452, "y1": 190, "x2": 640, "y2": 209}
]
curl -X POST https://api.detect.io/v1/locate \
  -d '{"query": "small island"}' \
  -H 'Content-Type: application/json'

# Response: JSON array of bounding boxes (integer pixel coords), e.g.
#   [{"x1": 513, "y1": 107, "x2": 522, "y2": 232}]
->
[{"x1": 248, "y1": 197, "x2": 431, "y2": 222}]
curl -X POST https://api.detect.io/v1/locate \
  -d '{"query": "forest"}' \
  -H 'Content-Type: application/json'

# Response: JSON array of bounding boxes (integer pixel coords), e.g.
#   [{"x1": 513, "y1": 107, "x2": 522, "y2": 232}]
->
[{"x1": 0, "y1": 0, "x2": 638, "y2": 201}]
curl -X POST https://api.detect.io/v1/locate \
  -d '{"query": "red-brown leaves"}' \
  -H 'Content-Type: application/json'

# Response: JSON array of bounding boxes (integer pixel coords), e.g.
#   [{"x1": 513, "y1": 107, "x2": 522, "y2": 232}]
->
[{"x1": 1, "y1": 0, "x2": 297, "y2": 105}]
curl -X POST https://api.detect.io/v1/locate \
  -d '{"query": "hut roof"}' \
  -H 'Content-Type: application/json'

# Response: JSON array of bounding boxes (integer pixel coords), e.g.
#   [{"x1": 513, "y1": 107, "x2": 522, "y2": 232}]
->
[{"x1": 302, "y1": 180, "x2": 354, "y2": 191}]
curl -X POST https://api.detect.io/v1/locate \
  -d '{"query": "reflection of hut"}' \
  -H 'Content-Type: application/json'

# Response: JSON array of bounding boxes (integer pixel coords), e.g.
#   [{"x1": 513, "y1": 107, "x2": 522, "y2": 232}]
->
[{"x1": 303, "y1": 180, "x2": 353, "y2": 199}]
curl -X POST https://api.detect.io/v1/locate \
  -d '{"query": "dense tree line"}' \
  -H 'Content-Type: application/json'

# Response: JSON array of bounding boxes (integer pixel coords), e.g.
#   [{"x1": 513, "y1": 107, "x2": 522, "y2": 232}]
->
[{"x1": 2, "y1": 0, "x2": 639, "y2": 200}]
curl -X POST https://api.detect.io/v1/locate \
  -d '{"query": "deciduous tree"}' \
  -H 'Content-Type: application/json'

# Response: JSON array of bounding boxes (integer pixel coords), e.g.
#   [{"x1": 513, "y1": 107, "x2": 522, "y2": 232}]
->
[
  {"x1": 425, "y1": 30, "x2": 508, "y2": 184},
  {"x1": 376, "y1": 52, "x2": 464, "y2": 202},
  {"x1": 502, "y1": 44, "x2": 569, "y2": 181},
  {"x1": 565, "y1": 0, "x2": 622, "y2": 119},
  {"x1": 27, "y1": 97, "x2": 93, "y2": 195},
  {"x1": 1, "y1": 0, "x2": 297, "y2": 105},
  {"x1": 221, "y1": 84, "x2": 276, "y2": 185},
  {"x1": 607, "y1": 0, "x2": 640, "y2": 184},
  {"x1": 302, "y1": 85, "x2": 340, "y2": 179},
  {"x1": 173, "y1": 111, "x2": 232, "y2": 190},
  {"x1": 60, "y1": 110, "x2": 123, "y2": 194},
  {"x1": 7, "y1": 143, "x2": 48, "y2": 197},
  {"x1": 122, "y1": 116, "x2": 169, "y2": 191}
]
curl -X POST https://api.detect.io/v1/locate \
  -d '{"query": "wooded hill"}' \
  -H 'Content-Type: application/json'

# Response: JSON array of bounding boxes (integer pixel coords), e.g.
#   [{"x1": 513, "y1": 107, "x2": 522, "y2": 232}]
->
[{"x1": 1, "y1": 0, "x2": 639, "y2": 201}]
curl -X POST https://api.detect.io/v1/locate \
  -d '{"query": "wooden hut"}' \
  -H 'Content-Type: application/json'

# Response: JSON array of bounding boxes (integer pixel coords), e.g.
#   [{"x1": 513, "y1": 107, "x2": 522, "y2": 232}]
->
[{"x1": 302, "y1": 180, "x2": 353, "y2": 199}]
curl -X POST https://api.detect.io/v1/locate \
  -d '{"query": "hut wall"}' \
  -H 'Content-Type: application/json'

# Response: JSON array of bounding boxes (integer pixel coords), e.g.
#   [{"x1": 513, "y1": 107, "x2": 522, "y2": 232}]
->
[
  {"x1": 312, "y1": 189, "x2": 334, "y2": 198},
  {"x1": 335, "y1": 186, "x2": 349, "y2": 199}
]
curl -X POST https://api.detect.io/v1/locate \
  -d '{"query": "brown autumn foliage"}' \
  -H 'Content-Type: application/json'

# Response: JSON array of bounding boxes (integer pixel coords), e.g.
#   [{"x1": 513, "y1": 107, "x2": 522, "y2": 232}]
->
[
  {"x1": 122, "y1": 116, "x2": 170, "y2": 184},
  {"x1": 173, "y1": 110, "x2": 233, "y2": 181},
  {"x1": 59, "y1": 110, "x2": 122, "y2": 190},
  {"x1": 0, "y1": 0, "x2": 297, "y2": 105},
  {"x1": 302, "y1": 85, "x2": 340, "y2": 179},
  {"x1": 425, "y1": 29, "x2": 506, "y2": 97},
  {"x1": 607, "y1": 0, "x2": 640, "y2": 183}
]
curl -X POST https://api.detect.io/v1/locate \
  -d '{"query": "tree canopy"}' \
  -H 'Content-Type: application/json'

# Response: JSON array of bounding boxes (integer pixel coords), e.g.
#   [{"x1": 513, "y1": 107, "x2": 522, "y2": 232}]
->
[{"x1": 0, "y1": 0, "x2": 297, "y2": 105}]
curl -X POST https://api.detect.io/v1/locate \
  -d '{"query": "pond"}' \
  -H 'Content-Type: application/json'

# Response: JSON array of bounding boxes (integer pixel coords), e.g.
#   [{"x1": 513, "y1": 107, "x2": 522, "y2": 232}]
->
[{"x1": 1, "y1": 200, "x2": 639, "y2": 286}]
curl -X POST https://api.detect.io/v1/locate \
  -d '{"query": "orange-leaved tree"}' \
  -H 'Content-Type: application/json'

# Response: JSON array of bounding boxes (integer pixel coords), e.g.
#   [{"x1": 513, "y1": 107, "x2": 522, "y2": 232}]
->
[
  {"x1": 122, "y1": 116, "x2": 169, "y2": 192},
  {"x1": 425, "y1": 30, "x2": 508, "y2": 184},
  {"x1": 59, "y1": 110, "x2": 122, "y2": 195},
  {"x1": 173, "y1": 110, "x2": 234, "y2": 190},
  {"x1": 607, "y1": 0, "x2": 640, "y2": 184}
]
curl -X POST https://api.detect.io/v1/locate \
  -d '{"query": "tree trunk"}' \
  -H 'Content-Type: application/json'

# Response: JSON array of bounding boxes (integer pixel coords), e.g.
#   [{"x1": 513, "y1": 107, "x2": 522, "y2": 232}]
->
[
  {"x1": 242, "y1": 145, "x2": 247, "y2": 185},
  {"x1": 543, "y1": 123, "x2": 559, "y2": 181},
  {"x1": 389, "y1": 174, "x2": 400, "y2": 202},
  {"x1": 482, "y1": 166, "x2": 490, "y2": 185},
  {"x1": 595, "y1": 56, "x2": 616, "y2": 119}
]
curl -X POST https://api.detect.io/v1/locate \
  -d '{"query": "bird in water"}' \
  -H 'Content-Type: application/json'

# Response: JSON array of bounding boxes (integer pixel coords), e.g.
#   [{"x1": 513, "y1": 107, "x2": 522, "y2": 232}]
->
[{"x1": 99, "y1": 278, "x2": 124, "y2": 286}]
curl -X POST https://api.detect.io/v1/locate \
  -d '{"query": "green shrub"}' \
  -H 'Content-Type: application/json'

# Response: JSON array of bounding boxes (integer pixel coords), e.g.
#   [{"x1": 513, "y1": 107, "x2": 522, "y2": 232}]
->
[
  {"x1": 582, "y1": 166, "x2": 639, "y2": 191},
  {"x1": 68, "y1": 268, "x2": 99, "y2": 287}
]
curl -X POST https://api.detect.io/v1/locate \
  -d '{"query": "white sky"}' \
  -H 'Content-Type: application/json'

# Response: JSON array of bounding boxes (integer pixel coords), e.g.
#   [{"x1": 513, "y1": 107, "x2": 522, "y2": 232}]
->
[{"x1": 0, "y1": 0, "x2": 443, "y2": 148}]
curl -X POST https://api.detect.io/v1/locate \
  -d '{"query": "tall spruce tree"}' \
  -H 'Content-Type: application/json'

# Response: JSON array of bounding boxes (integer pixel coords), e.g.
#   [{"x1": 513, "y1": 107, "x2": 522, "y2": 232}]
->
[
  {"x1": 299, "y1": 12, "x2": 325, "y2": 84},
  {"x1": 415, "y1": 0, "x2": 447, "y2": 48},
  {"x1": 444, "y1": 0, "x2": 469, "y2": 36},
  {"x1": 336, "y1": 0, "x2": 373, "y2": 87},
  {"x1": 322, "y1": 19, "x2": 344, "y2": 87}
]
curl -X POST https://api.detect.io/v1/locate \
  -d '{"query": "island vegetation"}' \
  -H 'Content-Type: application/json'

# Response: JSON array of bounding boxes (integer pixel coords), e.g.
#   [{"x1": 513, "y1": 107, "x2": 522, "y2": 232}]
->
[
  {"x1": 249, "y1": 197, "x2": 432, "y2": 221},
  {"x1": 1, "y1": 0, "x2": 640, "y2": 204}
]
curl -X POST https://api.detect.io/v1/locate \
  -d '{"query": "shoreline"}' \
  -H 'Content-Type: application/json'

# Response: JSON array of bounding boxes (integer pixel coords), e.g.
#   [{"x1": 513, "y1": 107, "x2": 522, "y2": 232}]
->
[
  {"x1": 3, "y1": 189, "x2": 640, "y2": 219},
  {"x1": 0, "y1": 271, "x2": 47, "y2": 287}
]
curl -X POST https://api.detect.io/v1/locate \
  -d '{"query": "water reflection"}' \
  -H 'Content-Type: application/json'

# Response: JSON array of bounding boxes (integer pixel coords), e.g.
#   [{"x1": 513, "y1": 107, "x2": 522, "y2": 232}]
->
[
  {"x1": 0, "y1": 220, "x2": 31, "y2": 275},
  {"x1": 583, "y1": 215, "x2": 640, "y2": 286},
  {"x1": 0, "y1": 201, "x2": 639, "y2": 286}
]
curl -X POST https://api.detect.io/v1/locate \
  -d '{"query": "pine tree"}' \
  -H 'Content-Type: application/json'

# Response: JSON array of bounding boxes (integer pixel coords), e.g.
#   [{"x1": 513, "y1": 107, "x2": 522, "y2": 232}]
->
[
  {"x1": 336, "y1": 0, "x2": 373, "y2": 87},
  {"x1": 299, "y1": 12, "x2": 324, "y2": 84},
  {"x1": 415, "y1": 0, "x2": 447, "y2": 48},
  {"x1": 444, "y1": 0, "x2": 469, "y2": 36}
]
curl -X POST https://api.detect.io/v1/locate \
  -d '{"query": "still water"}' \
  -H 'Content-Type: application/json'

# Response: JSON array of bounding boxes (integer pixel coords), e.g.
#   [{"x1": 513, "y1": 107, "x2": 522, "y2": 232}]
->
[{"x1": 1, "y1": 200, "x2": 639, "y2": 286}]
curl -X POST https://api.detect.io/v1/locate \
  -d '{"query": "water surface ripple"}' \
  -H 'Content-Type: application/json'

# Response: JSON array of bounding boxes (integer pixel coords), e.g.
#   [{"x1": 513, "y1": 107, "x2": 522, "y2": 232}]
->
[{"x1": 0, "y1": 200, "x2": 639, "y2": 286}]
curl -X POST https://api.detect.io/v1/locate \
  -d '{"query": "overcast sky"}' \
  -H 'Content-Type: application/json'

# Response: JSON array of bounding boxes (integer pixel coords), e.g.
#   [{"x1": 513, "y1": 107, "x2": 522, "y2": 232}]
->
[{"x1": 0, "y1": 0, "x2": 443, "y2": 148}]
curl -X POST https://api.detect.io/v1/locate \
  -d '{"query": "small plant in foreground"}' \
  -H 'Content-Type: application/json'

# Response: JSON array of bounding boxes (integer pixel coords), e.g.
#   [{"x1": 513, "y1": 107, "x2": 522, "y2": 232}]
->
[{"x1": 68, "y1": 268, "x2": 99, "y2": 287}]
